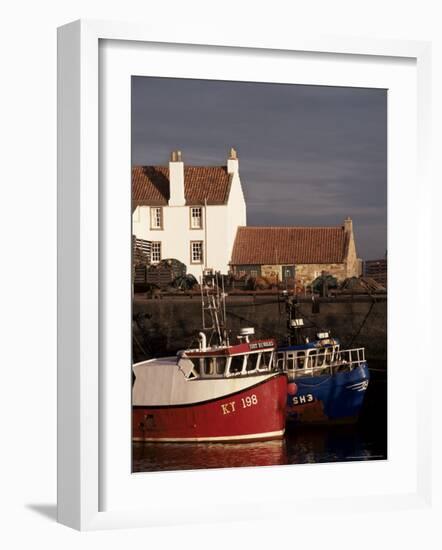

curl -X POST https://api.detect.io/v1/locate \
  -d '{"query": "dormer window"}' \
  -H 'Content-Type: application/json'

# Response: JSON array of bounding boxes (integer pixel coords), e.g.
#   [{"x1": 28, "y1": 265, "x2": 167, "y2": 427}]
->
[
  {"x1": 150, "y1": 207, "x2": 163, "y2": 230},
  {"x1": 190, "y1": 207, "x2": 203, "y2": 229}
]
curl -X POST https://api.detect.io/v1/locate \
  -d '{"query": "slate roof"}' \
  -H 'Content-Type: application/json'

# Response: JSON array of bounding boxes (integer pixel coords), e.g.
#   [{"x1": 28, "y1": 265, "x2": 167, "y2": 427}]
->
[
  {"x1": 132, "y1": 166, "x2": 233, "y2": 206},
  {"x1": 231, "y1": 226, "x2": 350, "y2": 265}
]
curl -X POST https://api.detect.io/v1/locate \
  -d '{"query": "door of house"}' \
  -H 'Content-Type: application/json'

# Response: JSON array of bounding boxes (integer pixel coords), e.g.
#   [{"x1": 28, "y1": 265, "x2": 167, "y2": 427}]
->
[{"x1": 282, "y1": 265, "x2": 295, "y2": 283}]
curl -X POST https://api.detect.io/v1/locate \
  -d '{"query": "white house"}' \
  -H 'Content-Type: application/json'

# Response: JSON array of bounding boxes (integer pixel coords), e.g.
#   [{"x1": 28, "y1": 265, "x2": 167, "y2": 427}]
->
[{"x1": 132, "y1": 148, "x2": 247, "y2": 277}]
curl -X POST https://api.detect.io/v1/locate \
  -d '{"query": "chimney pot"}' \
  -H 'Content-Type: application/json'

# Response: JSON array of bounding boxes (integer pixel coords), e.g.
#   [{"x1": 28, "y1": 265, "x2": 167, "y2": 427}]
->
[
  {"x1": 227, "y1": 147, "x2": 239, "y2": 174},
  {"x1": 344, "y1": 217, "x2": 353, "y2": 232},
  {"x1": 169, "y1": 150, "x2": 185, "y2": 206}
]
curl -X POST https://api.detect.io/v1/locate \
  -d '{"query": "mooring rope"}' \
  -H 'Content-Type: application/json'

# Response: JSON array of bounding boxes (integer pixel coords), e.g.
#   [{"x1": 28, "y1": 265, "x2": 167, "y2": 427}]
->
[{"x1": 345, "y1": 298, "x2": 376, "y2": 349}]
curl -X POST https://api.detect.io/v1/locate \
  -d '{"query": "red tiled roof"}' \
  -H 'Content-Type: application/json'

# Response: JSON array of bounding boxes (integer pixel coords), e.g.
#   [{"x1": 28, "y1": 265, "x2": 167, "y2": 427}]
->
[
  {"x1": 132, "y1": 166, "x2": 232, "y2": 206},
  {"x1": 231, "y1": 226, "x2": 350, "y2": 265}
]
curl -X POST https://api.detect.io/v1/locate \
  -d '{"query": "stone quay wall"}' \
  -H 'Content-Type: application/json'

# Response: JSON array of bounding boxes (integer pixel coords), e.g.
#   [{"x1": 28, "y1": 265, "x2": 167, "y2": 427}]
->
[{"x1": 132, "y1": 294, "x2": 387, "y2": 368}]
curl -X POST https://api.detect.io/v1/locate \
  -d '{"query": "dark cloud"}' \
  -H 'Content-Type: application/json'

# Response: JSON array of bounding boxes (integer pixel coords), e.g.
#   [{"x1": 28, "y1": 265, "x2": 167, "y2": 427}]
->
[{"x1": 132, "y1": 77, "x2": 387, "y2": 260}]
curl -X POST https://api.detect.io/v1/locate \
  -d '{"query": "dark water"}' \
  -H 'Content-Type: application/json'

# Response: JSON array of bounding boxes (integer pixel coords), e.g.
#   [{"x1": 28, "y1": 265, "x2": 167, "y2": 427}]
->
[{"x1": 132, "y1": 374, "x2": 387, "y2": 473}]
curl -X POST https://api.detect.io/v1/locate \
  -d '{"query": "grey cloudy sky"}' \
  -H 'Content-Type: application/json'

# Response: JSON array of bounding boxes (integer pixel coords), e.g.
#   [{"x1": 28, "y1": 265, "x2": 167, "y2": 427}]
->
[{"x1": 132, "y1": 77, "x2": 387, "y2": 260}]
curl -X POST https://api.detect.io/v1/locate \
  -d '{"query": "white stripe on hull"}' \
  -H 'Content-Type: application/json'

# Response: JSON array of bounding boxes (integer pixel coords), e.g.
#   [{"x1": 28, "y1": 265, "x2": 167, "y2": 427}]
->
[
  {"x1": 346, "y1": 380, "x2": 369, "y2": 391},
  {"x1": 132, "y1": 429, "x2": 285, "y2": 443}
]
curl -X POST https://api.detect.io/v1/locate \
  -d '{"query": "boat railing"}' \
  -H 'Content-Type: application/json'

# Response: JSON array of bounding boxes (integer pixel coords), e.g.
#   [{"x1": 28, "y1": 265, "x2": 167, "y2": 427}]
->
[
  {"x1": 284, "y1": 346, "x2": 366, "y2": 377},
  {"x1": 334, "y1": 347, "x2": 365, "y2": 367}
]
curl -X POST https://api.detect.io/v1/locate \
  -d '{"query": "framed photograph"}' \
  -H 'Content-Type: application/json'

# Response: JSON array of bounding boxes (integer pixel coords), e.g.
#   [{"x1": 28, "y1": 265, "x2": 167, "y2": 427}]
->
[{"x1": 57, "y1": 20, "x2": 432, "y2": 530}]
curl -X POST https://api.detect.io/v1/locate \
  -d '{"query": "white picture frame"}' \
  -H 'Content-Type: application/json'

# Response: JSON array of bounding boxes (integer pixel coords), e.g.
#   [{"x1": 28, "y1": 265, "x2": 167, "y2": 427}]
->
[{"x1": 57, "y1": 19, "x2": 432, "y2": 531}]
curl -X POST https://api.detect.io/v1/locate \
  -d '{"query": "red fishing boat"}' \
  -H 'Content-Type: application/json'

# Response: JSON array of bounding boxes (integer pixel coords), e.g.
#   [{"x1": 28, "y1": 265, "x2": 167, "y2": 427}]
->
[{"x1": 132, "y1": 274, "x2": 288, "y2": 443}]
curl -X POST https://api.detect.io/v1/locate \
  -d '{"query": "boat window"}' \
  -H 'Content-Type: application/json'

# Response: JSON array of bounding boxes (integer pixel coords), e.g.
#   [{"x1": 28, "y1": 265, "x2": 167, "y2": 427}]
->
[
  {"x1": 198, "y1": 358, "x2": 204, "y2": 374},
  {"x1": 245, "y1": 353, "x2": 259, "y2": 372},
  {"x1": 296, "y1": 351, "x2": 305, "y2": 369},
  {"x1": 307, "y1": 349, "x2": 317, "y2": 368},
  {"x1": 216, "y1": 356, "x2": 227, "y2": 375},
  {"x1": 191, "y1": 360, "x2": 200, "y2": 376},
  {"x1": 203, "y1": 357, "x2": 216, "y2": 375},
  {"x1": 325, "y1": 347, "x2": 333, "y2": 365},
  {"x1": 286, "y1": 352, "x2": 295, "y2": 371},
  {"x1": 276, "y1": 352, "x2": 285, "y2": 370},
  {"x1": 229, "y1": 354, "x2": 244, "y2": 374},
  {"x1": 259, "y1": 351, "x2": 272, "y2": 370}
]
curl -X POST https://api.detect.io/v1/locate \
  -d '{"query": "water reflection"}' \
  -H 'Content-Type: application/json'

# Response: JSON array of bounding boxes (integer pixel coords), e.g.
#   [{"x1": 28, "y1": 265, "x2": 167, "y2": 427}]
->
[
  {"x1": 284, "y1": 424, "x2": 386, "y2": 465},
  {"x1": 133, "y1": 424, "x2": 386, "y2": 473},
  {"x1": 133, "y1": 438, "x2": 288, "y2": 472}
]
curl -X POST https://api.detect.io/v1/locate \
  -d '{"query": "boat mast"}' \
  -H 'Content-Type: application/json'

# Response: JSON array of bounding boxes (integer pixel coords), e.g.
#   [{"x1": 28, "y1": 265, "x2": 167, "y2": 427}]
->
[
  {"x1": 285, "y1": 294, "x2": 304, "y2": 346},
  {"x1": 200, "y1": 271, "x2": 229, "y2": 347}
]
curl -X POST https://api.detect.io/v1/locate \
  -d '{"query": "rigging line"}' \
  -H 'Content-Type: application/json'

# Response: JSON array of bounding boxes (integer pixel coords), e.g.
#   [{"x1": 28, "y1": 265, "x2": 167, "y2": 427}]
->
[
  {"x1": 296, "y1": 310, "x2": 320, "y2": 329},
  {"x1": 290, "y1": 302, "x2": 322, "y2": 330},
  {"x1": 345, "y1": 298, "x2": 376, "y2": 349},
  {"x1": 219, "y1": 299, "x2": 280, "y2": 308},
  {"x1": 182, "y1": 336, "x2": 199, "y2": 352},
  {"x1": 225, "y1": 310, "x2": 253, "y2": 323},
  {"x1": 225, "y1": 310, "x2": 288, "y2": 339},
  {"x1": 132, "y1": 330, "x2": 149, "y2": 357}
]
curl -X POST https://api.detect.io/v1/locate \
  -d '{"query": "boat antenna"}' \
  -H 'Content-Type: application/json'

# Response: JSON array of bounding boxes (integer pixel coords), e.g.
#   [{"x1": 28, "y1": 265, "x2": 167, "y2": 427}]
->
[
  {"x1": 285, "y1": 294, "x2": 304, "y2": 346},
  {"x1": 200, "y1": 273, "x2": 205, "y2": 330},
  {"x1": 221, "y1": 273, "x2": 229, "y2": 346},
  {"x1": 199, "y1": 270, "x2": 227, "y2": 347},
  {"x1": 213, "y1": 272, "x2": 222, "y2": 344}
]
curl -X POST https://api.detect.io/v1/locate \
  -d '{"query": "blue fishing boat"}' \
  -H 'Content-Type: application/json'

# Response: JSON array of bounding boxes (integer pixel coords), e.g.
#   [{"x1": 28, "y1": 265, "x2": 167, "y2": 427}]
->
[{"x1": 277, "y1": 295, "x2": 370, "y2": 425}]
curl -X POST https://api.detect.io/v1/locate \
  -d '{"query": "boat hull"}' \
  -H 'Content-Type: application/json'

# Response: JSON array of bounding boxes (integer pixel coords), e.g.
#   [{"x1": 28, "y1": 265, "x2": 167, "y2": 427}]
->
[
  {"x1": 133, "y1": 373, "x2": 287, "y2": 442},
  {"x1": 286, "y1": 363, "x2": 370, "y2": 425}
]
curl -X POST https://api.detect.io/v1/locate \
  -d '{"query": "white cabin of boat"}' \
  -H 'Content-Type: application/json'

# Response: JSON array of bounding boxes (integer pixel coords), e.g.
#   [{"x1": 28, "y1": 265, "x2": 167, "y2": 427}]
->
[{"x1": 180, "y1": 338, "x2": 277, "y2": 380}]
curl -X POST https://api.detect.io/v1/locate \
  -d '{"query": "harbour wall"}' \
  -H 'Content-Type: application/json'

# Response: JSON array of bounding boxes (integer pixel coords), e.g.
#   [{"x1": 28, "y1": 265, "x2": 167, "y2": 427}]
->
[{"x1": 132, "y1": 294, "x2": 387, "y2": 368}]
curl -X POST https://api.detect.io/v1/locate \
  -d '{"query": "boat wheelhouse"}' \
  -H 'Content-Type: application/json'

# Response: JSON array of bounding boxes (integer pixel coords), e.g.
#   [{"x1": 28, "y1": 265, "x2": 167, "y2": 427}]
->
[
  {"x1": 180, "y1": 330, "x2": 277, "y2": 380},
  {"x1": 132, "y1": 273, "x2": 288, "y2": 442}
]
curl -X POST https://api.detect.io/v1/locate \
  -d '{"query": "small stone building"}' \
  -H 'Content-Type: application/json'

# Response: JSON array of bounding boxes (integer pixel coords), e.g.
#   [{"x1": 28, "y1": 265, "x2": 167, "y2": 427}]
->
[{"x1": 230, "y1": 217, "x2": 361, "y2": 286}]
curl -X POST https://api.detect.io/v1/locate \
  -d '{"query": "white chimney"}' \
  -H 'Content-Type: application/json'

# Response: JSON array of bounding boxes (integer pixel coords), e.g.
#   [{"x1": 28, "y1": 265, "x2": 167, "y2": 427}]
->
[
  {"x1": 227, "y1": 147, "x2": 239, "y2": 174},
  {"x1": 168, "y1": 150, "x2": 185, "y2": 206}
]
